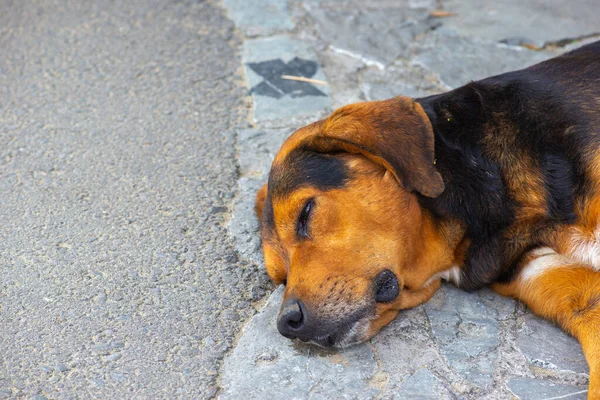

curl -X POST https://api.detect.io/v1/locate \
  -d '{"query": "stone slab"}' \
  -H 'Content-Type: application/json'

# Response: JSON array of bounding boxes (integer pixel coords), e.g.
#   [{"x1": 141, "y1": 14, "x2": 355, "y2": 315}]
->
[
  {"x1": 507, "y1": 377, "x2": 588, "y2": 400},
  {"x1": 236, "y1": 128, "x2": 294, "y2": 179},
  {"x1": 517, "y1": 312, "x2": 588, "y2": 374},
  {"x1": 221, "y1": 282, "x2": 588, "y2": 399},
  {"x1": 397, "y1": 369, "x2": 464, "y2": 400},
  {"x1": 359, "y1": 60, "x2": 447, "y2": 101},
  {"x1": 228, "y1": 128, "x2": 292, "y2": 264},
  {"x1": 441, "y1": 0, "x2": 599, "y2": 48},
  {"x1": 424, "y1": 285, "x2": 502, "y2": 388},
  {"x1": 412, "y1": 29, "x2": 554, "y2": 88},
  {"x1": 304, "y1": 0, "x2": 437, "y2": 66},
  {"x1": 370, "y1": 306, "x2": 465, "y2": 398},
  {"x1": 222, "y1": 0, "x2": 294, "y2": 37},
  {"x1": 219, "y1": 286, "x2": 379, "y2": 399},
  {"x1": 317, "y1": 48, "x2": 365, "y2": 108},
  {"x1": 243, "y1": 36, "x2": 332, "y2": 122}
]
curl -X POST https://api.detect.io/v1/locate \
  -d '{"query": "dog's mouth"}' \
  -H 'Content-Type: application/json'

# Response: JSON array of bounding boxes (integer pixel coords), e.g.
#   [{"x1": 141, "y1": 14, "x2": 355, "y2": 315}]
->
[{"x1": 290, "y1": 315, "x2": 373, "y2": 349}]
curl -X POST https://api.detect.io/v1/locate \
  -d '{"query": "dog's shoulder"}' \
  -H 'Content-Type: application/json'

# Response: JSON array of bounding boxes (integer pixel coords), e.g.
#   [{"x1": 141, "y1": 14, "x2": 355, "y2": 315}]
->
[{"x1": 416, "y1": 41, "x2": 600, "y2": 289}]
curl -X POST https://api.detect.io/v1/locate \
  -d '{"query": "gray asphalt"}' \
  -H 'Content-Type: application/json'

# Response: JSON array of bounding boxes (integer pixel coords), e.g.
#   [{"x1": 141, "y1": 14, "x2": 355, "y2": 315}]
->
[{"x1": 0, "y1": 1, "x2": 266, "y2": 398}]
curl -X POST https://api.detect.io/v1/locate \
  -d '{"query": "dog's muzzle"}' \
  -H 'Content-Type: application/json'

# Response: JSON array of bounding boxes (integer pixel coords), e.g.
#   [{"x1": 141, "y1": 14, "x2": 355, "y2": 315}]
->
[
  {"x1": 276, "y1": 271, "x2": 400, "y2": 347},
  {"x1": 277, "y1": 297, "x2": 371, "y2": 347}
]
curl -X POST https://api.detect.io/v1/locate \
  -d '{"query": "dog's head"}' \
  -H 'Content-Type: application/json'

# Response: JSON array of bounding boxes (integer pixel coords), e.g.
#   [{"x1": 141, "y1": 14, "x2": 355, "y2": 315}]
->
[{"x1": 255, "y1": 96, "x2": 459, "y2": 347}]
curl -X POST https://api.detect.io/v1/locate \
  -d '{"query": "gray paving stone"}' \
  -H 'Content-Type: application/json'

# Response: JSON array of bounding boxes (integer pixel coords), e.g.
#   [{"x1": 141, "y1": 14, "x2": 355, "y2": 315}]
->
[
  {"x1": 507, "y1": 377, "x2": 588, "y2": 400},
  {"x1": 236, "y1": 128, "x2": 294, "y2": 178},
  {"x1": 317, "y1": 48, "x2": 365, "y2": 108},
  {"x1": 228, "y1": 176, "x2": 266, "y2": 265},
  {"x1": 477, "y1": 288, "x2": 517, "y2": 321},
  {"x1": 243, "y1": 36, "x2": 332, "y2": 122},
  {"x1": 225, "y1": 4, "x2": 596, "y2": 398},
  {"x1": 222, "y1": 0, "x2": 294, "y2": 37},
  {"x1": 411, "y1": 29, "x2": 554, "y2": 88},
  {"x1": 424, "y1": 285, "x2": 501, "y2": 388},
  {"x1": 304, "y1": 0, "x2": 437, "y2": 66},
  {"x1": 370, "y1": 306, "x2": 459, "y2": 396},
  {"x1": 397, "y1": 369, "x2": 462, "y2": 400},
  {"x1": 219, "y1": 286, "x2": 379, "y2": 399},
  {"x1": 440, "y1": 0, "x2": 599, "y2": 48},
  {"x1": 359, "y1": 60, "x2": 447, "y2": 101},
  {"x1": 517, "y1": 312, "x2": 588, "y2": 374}
]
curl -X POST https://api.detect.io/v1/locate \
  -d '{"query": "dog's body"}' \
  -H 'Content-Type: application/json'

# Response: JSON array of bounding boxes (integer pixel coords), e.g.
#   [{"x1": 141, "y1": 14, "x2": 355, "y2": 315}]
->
[{"x1": 256, "y1": 41, "x2": 600, "y2": 397}]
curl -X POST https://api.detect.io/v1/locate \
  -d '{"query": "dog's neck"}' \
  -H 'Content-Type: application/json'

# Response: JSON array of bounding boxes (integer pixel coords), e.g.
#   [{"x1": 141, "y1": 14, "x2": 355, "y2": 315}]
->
[
  {"x1": 415, "y1": 75, "x2": 581, "y2": 290},
  {"x1": 404, "y1": 207, "x2": 467, "y2": 291},
  {"x1": 415, "y1": 86, "x2": 517, "y2": 289}
]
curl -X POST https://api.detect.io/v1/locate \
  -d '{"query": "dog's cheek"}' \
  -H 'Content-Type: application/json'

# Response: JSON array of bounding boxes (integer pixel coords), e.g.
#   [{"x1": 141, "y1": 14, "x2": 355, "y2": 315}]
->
[
  {"x1": 363, "y1": 309, "x2": 401, "y2": 340},
  {"x1": 398, "y1": 280, "x2": 442, "y2": 309},
  {"x1": 264, "y1": 246, "x2": 287, "y2": 285},
  {"x1": 362, "y1": 282, "x2": 443, "y2": 339}
]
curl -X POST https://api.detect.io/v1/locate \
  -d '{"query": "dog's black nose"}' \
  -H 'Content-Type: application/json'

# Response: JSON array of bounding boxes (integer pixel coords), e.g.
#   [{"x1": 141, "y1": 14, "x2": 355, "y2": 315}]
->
[
  {"x1": 374, "y1": 269, "x2": 400, "y2": 303},
  {"x1": 277, "y1": 298, "x2": 305, "y2": 339}
]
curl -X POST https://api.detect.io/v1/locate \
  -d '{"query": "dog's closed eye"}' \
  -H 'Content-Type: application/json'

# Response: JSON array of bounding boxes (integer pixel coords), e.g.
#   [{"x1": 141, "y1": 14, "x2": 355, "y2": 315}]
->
[{"x1": 297, "y1": 198, "x2": 315, "y2": 239}]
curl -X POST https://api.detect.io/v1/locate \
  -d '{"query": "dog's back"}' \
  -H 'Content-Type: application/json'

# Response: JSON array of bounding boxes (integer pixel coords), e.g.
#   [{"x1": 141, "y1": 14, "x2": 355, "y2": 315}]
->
[{"x1": 485, "y1": 40, "x2": 600, "y2": 152}]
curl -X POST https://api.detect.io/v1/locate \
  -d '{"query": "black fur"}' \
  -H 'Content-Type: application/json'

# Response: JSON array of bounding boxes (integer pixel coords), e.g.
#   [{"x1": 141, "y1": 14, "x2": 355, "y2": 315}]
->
[
  {"x1": 418, "y1": 91, "x2": 515, "y2": 290},
  {"x1": 417, "y1": 41, "x2": 600, "y2": 290},
  {"x1": 542, "y1": 153, "x2": 578, "y2": 223},
  {"x1": 269, "y1": 147, "x2": 350, "y2": 199}
]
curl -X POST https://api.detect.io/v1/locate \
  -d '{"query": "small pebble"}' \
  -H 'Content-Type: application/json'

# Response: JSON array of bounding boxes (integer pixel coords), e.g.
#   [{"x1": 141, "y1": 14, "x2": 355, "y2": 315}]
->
[
  {"x1": 224, "y1": 253, "x2": 238, "y2": 263},
  {"x1": 250, "y1": 286, "x2": 266, "y2": 301},
  {"x1": 254, "y1": 350, "x2": 278, "y2": 364},
  {"x1": 92, "y1": 343, "x2": 111, "y2": 354},
  {"x1": 92, "y1": 379, "x2": 105, "y2": 388},
  {"x1": 39, "y1": 365, "x2": 53, "y2": 373},
  {"x1": 110, "y1": 372, "x2": 125, "y2": 382},
  {"x1": 398, "y1": 319, "x2": 411, "y2": 329},
  {"x1": 221, "y1": 310, "x2": 239, "y2": 321},
  {"x1": 209, "y1": 206, "x2": 227, "y2": 214},
  {"x1": 105, "y1": 353, "x2": 122, "y2": 362},
  {"x1": 56, "y1": 363, "x2": 69, "y2": 373},
  {"x1": 206, "y1": 386, "x2": 219, "y2": 398}
]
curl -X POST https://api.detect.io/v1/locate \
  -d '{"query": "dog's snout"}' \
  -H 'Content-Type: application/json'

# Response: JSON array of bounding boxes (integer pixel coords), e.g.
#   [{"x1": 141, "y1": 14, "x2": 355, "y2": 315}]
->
[
  {"x1": 277, "y1": 298, "x2": 337, "y2": 346},
  {"x1": 374, "y1": 269, "x2": 400, "y2": 303},
  {"x1": 277, "y1": 298, "x2": 305, "y2": 338}
]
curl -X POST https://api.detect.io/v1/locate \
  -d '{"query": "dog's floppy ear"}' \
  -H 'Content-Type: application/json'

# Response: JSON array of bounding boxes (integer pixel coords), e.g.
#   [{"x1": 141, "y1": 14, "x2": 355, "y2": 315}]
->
[
  {"x1": 255, "y1": 183, "x2": 268, "y2": 222},
  {"x1": 303, "y1": 96, "x2": 444, "y2": 198}
]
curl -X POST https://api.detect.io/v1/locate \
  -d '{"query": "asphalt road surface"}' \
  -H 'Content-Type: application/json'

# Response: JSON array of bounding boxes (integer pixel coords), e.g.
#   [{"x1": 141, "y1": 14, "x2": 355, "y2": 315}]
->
[{"x1": 0, "y1": 1, "x2": 264, "y2": 398}]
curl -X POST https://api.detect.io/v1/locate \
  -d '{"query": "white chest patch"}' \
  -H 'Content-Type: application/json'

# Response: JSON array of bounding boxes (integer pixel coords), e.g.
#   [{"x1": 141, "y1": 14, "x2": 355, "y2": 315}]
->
[
  {"x1": 520, "y1": 247, "x2": 578, "y2": 283},
  {"x1": 426, "y1": 266, "x2": 462, "y2": 287},
  {"x1": 567, "y1": 227, "x2": 600, "y2": 269}
]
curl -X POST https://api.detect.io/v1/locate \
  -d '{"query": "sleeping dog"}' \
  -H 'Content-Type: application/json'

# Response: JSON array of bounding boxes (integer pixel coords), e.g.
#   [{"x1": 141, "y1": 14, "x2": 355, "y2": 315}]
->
[{"x1": 255, "y1": 41, "x2": 600, "y2": 397}]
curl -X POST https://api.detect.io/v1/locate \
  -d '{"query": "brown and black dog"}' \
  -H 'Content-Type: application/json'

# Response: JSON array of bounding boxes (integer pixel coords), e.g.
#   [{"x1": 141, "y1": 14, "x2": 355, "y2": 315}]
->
[{"x1": 255, "y1": 41, "x2": 600, "y2": 397}]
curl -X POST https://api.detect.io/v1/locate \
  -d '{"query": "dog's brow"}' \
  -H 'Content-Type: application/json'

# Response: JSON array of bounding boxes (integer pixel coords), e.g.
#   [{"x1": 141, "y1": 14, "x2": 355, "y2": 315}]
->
[{"x1": 268, "y1": 149, "x2": 349, "y2": 198}]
